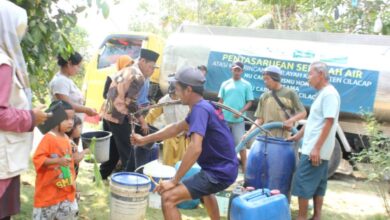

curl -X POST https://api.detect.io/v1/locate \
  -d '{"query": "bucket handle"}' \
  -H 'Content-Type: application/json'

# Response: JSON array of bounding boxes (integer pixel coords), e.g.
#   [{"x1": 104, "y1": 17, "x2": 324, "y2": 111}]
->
[{"x1": 148, "y1": 175, "x2": 161, "y2": 187}]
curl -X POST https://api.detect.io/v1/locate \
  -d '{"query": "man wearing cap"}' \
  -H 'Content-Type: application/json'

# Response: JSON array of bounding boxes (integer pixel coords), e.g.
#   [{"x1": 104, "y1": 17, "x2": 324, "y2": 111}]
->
[
  {"x1": 244, "y1": 65, "x2": 306, "y2": 139},
  {"x1": 131, "y1": 67, "x2": 239, "y2": 220},
  {"x1": 218, "y1": 61, "x2": 253, "y2": 173},
  {"x1": 102, "y1": 48, "x2": 159, "y2": 173}
]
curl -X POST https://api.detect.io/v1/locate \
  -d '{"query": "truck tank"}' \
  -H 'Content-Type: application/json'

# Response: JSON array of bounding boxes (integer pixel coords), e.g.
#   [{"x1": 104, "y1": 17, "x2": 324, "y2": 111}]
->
[{"x1": 159, "y1": 25, "x2": 390, "y2": 137}]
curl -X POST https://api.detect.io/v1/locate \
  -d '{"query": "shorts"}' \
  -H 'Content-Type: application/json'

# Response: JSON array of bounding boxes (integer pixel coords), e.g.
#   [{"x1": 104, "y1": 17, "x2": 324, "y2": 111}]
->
[
  {"x1": 182, "y1": 171, "x2": 231, "y2": 199},
  {"x1": 291, "y1": 154, "x2": 329, "y2": 199},
  {"x1": 33, "y1": 200, "x2": 78, "y2": 220}
]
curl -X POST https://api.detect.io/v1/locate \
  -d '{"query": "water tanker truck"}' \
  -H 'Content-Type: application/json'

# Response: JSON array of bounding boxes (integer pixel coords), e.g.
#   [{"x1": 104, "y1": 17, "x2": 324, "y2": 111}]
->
[{"x1": 158, "y1": 24, "x2": 390, "y2": 177}]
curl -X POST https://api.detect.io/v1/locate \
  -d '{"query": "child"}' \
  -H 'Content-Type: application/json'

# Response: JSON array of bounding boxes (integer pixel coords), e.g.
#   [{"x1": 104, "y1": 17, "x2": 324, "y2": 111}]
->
[
  {"x1": 145, "y1": 74, "x2": 190, "y2": 166},
  {"x1": 65, "y1": 115, "x2": 89, "y2": 177},
  {"x1": 33, "y1": 101, "x2": 78, "y2": 219}
]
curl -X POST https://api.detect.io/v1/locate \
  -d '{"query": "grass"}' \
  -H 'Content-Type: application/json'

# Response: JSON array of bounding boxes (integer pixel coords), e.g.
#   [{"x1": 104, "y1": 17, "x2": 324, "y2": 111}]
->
[
  {"x1": 14, "y1": 123, "x2": 390, "y2": 220},
  {"x1": 14, "y1": 161, "x2": 389, "y2": 220},
  {"x1": 16, "y1": 160, "x2": 212, "y2": 220}
]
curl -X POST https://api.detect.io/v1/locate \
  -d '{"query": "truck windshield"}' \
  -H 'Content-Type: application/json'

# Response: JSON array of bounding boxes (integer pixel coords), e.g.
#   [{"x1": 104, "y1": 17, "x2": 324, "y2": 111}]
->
[{"x1": 97, "y1": 37, "x2": 143, "y2": 69}]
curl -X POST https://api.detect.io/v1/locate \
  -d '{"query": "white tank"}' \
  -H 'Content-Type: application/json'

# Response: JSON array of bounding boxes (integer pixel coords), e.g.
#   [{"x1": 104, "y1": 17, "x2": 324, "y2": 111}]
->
[{"x1": 160, "y1": 25, "x2": 390, "y2": 135}]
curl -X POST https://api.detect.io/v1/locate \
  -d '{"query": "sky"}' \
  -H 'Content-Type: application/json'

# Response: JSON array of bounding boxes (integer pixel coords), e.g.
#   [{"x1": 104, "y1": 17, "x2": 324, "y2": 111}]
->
[
  {"x1": 54, "y1": 0, "x2": 139, "y2": 51},
  {"x1": 77, "y1": 1, "x2": 142, "y2": 51}
]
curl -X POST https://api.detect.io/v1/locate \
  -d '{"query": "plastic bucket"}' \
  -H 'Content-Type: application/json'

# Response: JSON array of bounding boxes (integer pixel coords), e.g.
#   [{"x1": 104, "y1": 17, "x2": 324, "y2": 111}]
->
[
  {"x1": 81, "y1": 131, "x2": 112, "y2": 163},
  {"x1": 143, "y1": 160, "x2": 176, "y2": 191},
  {"x1": 142, "y1": 160, "x2": 176, "y2": 209},
  {"x1": 110, "y1": 172, "x2": 151, "y2": 220}
]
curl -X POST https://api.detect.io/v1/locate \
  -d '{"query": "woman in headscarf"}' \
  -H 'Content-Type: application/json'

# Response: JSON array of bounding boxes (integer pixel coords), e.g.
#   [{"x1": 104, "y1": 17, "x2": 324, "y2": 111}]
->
[
  {"x1": 100, "y1": 55, "x2": 134, "y2": 180},
  {"x1": 102, "y1": 55, "x2": 134, "y2": 99},
  {"x1": 0, "y1": 1, "x2": 48, "y2": 219}
]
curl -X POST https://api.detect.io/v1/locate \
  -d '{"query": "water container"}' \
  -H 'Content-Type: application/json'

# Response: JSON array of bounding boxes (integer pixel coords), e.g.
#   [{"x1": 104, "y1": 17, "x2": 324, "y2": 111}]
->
[
  {"x1": 175, "y1": 161, "x2": 201, "y2": 209},
  {"x1": 143, "y1": 160, "x2": 176, "y2": 191},
  {"x1": 134, "y1": 125, "x2": 160, "y2": 170},
  {"x1": 227, "y1": 186, "x2": 246, "y2": 220},
  {"x1": 81, "y1": 131, "x2": 112, "y2": 163},
  {"x1": 230, "y1": 189, "x2": 291, "y2": 220},
  {"x1": 142, "y1": 160, "x2": 176, "y2": 209},
  {"x1": 245, "y1": 136, "x2": 295, "y2": 196},
  {"x1": 110, "y1": 172, "x2": 151, "y2": 220},
  {"x1": 134, "y1": 143, "x2": 159, "y2": 170}
]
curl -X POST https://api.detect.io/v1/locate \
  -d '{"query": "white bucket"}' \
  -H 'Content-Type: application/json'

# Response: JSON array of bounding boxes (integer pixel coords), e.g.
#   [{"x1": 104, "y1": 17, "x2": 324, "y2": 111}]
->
[
  {"x1": 110, "y1": 172, "x2": 151, "y2": 220},
  {"x1": 142, "y1": 160, "x2": 176, "y2": 209},
  {"x1": 81, "y1": 131, "x2": 112, "y2": 163}
]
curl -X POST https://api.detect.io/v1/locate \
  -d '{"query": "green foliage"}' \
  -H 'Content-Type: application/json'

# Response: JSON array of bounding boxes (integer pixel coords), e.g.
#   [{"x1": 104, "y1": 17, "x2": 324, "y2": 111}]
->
[
  {"x1": 14, "y1": 0, "x2": 109, "y2": 104},
  {"x1": 129, "y1": 0, "x2": 389, "y2": 36},
  {"x1": 129, "y1": 0, "x2": 270, "y2": 37},
  {"x1": 259, "y1": 0, "x2": 390, "y2": 33},
  {"x1": 261, "y1": 0, "x2": 307, "y2": 6},
  {"x1": 297, "y1": 0, "x2": 390, "y2": 34},
  {"x1": 353, "y1": 113, "x2": 390, "y2": 217}
]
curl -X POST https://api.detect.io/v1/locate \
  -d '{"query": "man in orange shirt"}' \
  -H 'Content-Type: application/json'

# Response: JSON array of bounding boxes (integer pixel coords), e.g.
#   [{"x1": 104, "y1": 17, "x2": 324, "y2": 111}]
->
[{"x1": 33, "y1": 101, "x2": 78, "y2": 219}]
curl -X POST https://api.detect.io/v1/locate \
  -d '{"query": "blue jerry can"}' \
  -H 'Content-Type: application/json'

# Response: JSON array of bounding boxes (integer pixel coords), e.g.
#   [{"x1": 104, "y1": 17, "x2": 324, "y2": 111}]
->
[{"x1": 230, "y1": 189, "x2": 291, "y2": 220}]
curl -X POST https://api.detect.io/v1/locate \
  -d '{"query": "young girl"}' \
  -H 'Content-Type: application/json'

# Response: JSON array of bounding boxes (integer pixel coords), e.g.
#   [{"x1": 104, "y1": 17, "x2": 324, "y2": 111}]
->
[
  {"x1": 66, "y1": 116, "x2": 89, "y2": 178},
  {"x1": 33, "y1": 101, "x2": 78, "y2": 219}
]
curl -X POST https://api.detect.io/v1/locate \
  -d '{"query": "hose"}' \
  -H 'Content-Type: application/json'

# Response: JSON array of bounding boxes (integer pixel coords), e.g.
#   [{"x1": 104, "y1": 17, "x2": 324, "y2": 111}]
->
[
  {"x1": 235, "y1": 122, "x2": 303, "y2": 153},
  {"x1": 129, "y1": 100, "x2": 273, "y2": 137}
]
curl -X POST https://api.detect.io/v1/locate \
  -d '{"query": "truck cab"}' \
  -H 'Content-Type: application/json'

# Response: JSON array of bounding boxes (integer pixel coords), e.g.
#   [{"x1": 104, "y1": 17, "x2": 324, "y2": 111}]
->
[{"x1": 83, "y1": 33, "x2": 164, "y2": 111}]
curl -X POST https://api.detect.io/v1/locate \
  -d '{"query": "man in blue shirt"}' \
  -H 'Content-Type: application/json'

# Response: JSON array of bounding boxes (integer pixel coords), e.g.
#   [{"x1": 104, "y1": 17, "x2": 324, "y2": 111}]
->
[
  {"x1": 131, "y1": 67, "x2": 239, "y2": 220},
  {"x1": 137, "y1": 78, "x2": 150, "y2": 108},
  {"x1": 289, "y1": 61, "x2": 340, "y2": 220}
]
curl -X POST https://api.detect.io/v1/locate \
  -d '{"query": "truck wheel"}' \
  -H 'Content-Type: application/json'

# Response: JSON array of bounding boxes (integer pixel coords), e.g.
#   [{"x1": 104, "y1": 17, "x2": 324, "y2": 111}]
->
[{"x1": 327, "y1": 139, "x2": 342, "y2": 178}]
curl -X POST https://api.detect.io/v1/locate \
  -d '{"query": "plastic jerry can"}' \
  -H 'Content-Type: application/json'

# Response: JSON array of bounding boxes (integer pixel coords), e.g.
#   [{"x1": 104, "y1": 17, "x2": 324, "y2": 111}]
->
[{"x1": 230, "y1": 188, "x2": 291, "y2": 220}]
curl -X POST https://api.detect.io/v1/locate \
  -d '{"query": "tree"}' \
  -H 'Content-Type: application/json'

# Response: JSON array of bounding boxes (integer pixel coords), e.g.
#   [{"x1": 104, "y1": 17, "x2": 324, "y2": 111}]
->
[
  {"x1": 129, "y1": 0, "x2": 390, "y2": 37},
  {"x1": 353, "y1": 114, "x2": 390, "y2": 217},
  {"x1": 128, "y1": 0, "x2": 269, "y2": 37},
  {"x1": 13, "y1": 0, "x2": 111, "y2": 103},
  {"x1": 260, "y1": 0, "x2": 390, "y2": 34}
]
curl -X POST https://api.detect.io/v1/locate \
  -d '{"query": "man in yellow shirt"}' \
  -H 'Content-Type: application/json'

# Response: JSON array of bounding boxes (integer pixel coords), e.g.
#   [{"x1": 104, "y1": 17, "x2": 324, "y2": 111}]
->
[{"x1": 145, "y1": 74, "x2": 189, "y2": 166}]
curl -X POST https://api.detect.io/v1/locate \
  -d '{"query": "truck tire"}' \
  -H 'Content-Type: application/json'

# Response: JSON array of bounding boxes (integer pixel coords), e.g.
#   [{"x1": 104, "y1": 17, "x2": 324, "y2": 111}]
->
[{"x1": 327, "y1": 139, "x2": 342, "y2": 178}]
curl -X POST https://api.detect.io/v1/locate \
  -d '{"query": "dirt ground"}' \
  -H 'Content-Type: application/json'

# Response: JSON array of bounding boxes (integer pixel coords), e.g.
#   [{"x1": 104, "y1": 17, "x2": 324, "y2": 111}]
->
[
  {"x1": 14, "y1": 128, "x2": 388, "y2": 219},
  {"x1": 15, "y1": 159, "x2": 388, "y2": 220}
]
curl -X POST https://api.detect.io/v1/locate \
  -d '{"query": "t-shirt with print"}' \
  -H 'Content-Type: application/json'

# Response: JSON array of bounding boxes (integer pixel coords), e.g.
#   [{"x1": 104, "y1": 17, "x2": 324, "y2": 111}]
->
[
  {"x1": 218, "y1": 78, "x2": 254, "y2": 123},
  {"x1": 185, "y1": 99, "x2": 239, "y2": 184},
  {"x1": 301, "y1": 85, "x2": 340, "y2": 160},
  {"x1": 254, "y1": 87, "x2": 305, "y2": 138},
  {"x1": 33, "y1": 132, "x2": 76, "y2": 208}
]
